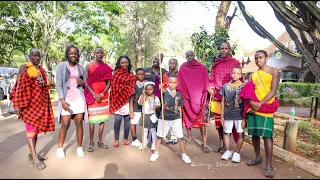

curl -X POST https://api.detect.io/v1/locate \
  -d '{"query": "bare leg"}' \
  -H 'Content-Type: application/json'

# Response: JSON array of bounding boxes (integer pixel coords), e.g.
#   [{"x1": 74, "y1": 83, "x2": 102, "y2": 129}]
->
[
  {"x1": 252, "y1": 136, "x2": 261, "y2": 160},
  {"x1": 89, "y1": 124, "x2": 95, "y2": 145},
  {"x1": 58, "y1": 116, "x2": 72, "y2": 148},
  {"x1": 154, "y1": 137, "x2": 162, "y2": 152},
  {"x1": 200, "y1": 126, "x2": 207, "y2": 146},
  {"x1": 187, "y1": 128, "x2": 192, "y2": 143},
  {"x1": 130, "y1": 124, "x2": 137, "y2": 139},
  {"x1": 223, "y1": 133, "x2": 231, "y2": 151},
  {"x1": 218, "y1": 126, "x2": 224, "y2": 146},
  {"x1": 74, "y1": 114, "x2": 84, "y2": 147},
  {"x1": 263, "y1": 137, "x2": 273, "y2": 169},
  {"x1": 98, "y1": 122, "x2": 105, "y2": 143},
  {"x1": 235, "y1": 133, "x2": 244, "y2": 153},
  {"x1": 178, "y1": 138, "x2": 187, "y2": 154},
  {"x1": 27, "y1": 135, "x2": 45, "y2": 169}
]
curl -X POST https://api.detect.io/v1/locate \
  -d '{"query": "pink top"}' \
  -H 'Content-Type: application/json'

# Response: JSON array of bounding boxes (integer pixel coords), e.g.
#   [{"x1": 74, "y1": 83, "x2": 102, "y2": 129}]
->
[{"x1": 65, "y1": 65, "x2": 81, "y2": 101}]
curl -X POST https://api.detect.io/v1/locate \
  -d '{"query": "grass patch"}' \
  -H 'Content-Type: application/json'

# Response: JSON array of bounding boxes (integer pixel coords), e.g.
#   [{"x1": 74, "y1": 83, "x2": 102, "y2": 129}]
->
[{"x1": 298, "y1": 120, "x2": 312, "y2": 133}]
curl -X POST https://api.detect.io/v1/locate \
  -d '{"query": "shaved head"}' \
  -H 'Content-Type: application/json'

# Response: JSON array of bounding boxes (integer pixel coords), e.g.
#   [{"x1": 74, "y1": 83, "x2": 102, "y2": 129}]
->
[
  {"x1": 185, "y1": 50, "x2": 195, "y2": 63},
  {"x1": 30, "y1": 48, "x2": 40, "y2": 55}
]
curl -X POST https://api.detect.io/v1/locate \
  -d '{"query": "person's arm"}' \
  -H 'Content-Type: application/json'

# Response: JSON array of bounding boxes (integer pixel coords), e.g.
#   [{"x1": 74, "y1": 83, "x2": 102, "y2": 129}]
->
[
  {"x1": 85, "y1": 64, "x2": 96, "y2": 96},
  {"x1": 154, "y1": 96, "x2": 161, "y2": 110},
  {"x1": 220, "y1": 96, "x2": 225, "y2": 127},
  {"x1": 55, "y1": 63, "x2": 70, "y2": 111},
  {"x1": 138, "y1": 90, "x2": 145, "y2": 105},
  {"x1": 101, "y1": 80, "x2": 111, "y2": 96},
  {"x1": 159, "y1": 84, "x2": 166, "y2": 94}
]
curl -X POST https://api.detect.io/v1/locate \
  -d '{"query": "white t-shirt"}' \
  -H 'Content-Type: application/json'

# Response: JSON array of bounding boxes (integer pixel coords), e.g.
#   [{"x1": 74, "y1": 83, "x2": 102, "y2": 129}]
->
[
  {"x1": 114, "y1": 102, "x2": 130, "y2": 115},
  {"x1": 138, "y1": 95, "x2": 160, "y2": 115}
]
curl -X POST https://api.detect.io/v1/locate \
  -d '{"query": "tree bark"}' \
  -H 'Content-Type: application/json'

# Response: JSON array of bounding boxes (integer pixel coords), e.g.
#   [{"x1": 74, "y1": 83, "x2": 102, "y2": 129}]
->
[
  {"x1": 136, "y1": 9, "x2": 142, "y2": 69},
  {"x1": 215, "y1": 1, "x2": 231, "y2": 31}
]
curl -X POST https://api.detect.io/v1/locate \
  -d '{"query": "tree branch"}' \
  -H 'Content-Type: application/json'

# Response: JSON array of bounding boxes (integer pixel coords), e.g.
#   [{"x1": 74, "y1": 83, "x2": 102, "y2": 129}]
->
[{"x1": 300, "y1": 1, "x2": 320, "y2": 22}]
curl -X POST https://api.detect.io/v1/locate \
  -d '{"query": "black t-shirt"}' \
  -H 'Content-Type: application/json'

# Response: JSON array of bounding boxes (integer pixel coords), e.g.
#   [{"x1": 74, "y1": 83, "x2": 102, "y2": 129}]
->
[
  {"x1": 133, "y1": 83, "x2": 144, "y2": 112},
  {"x1": 159, "y1": 89, "x2": 184, "y2": 120}
]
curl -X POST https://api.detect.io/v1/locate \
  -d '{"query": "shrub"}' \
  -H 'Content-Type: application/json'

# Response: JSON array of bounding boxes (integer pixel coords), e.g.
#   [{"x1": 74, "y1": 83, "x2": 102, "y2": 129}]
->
[{"x1": 279, "y1": 82, "x2": 320, "y2": 98}]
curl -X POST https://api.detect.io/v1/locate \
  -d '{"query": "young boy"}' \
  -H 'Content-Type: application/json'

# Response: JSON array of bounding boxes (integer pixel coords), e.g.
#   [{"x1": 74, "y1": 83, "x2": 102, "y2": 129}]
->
[
  {"x1": 220, "y1": 66, "x2": 245, "y2": 163},
  {"x1": 130, "y1": 68, "x2": 147, "y2": 147},
  {"x1": 149, "y1": 74, "x2": 191, "y2": 164}
]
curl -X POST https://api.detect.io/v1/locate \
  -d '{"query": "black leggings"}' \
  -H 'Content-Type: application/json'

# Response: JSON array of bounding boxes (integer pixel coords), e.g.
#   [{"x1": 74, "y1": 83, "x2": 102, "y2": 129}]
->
[{"x1": 114, "y1": 114, "x2": 130, "y2": 140}]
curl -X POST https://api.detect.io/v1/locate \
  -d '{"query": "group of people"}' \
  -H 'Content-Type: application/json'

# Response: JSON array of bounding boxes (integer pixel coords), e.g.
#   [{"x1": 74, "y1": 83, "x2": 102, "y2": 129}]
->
[{"x1": 9, "y1": 42, "x2": 279, "y2": 178}]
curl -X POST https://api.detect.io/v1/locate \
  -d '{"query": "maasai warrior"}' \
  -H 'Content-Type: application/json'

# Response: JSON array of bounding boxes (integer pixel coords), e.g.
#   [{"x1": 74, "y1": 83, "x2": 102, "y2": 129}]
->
[
  {"x1": 85, "y1": 47, "x2": 113, "y2": 152},
  {"x1": 166, "y1": 58, "x2": 179, "y2": 145},
  {"x1": 242, "y1": 50, "x2": 279, "y2": 178},
  {"x1": 177, "y1": 50, "x2": 211, "y2": 153},
  {"x1": 208, "y1": 42, "x2": 241, "y2": 153},
  {"x1": 56, "y1": 45, "x2": 87, "y2": 159},
  {"x1": 109, "y1": 56, "x2": 136, "y2": 147},
  {"x1": 10, "y1": 48, "x2": 55, "y2": 170}
]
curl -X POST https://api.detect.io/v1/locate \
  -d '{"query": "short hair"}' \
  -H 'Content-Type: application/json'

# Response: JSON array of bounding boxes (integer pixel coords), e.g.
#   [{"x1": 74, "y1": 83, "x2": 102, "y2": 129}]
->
[
  {"x1": 220, "y1": 42, "x2": 231, "y2": 49},
  {"x1": 168, "y1": 73, "x2": 177, "y2": 79},
  {"x1": 95, "y1": 47, "x2": 104, "y2": 52},
  {"x1": 136, "y1": 68, "x2": 145, "y2": 73},
  {"x1": 169, "y1": 58, "x2": 178, "y2": 63},
  {"x1": 29, "y1": 48, "x2": 40, "y2": 55},
  {"x1": 232, "y1": 66, "x2": 242, "y2": 70},
  {"x1": 255, "y1": 50, "x2": 268, "y2": 57}
]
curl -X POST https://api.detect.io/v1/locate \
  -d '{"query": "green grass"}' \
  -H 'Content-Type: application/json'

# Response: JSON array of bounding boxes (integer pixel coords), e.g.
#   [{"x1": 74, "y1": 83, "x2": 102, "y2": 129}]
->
[
  {"x1": 49, "y1": 89, "x2": 58, "y2": 101},
  {"x1": 311, "y1": 130, "x2": 320, "y2": 144},
  {"x1": 298, "y1": 120, "x2": 312, "y2": 133}
]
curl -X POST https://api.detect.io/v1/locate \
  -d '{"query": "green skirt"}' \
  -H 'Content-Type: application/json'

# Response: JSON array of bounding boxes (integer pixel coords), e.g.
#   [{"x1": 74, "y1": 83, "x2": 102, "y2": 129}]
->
[{"x1": 247, "y1": 113, "x2": 274, "y2": 138}]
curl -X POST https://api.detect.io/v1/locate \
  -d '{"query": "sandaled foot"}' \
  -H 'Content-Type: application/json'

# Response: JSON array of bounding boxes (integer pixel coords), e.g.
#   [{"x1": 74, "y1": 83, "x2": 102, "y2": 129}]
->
[
  {"x1": 33, "y1": 161, "x2": 46, "y2": 170},
  {"x1": 202, "y1": 144, "x2": 211, "y2": 153},
  {"x1": 28, "y1": 154, "x2": 47, "y2": 161},
  {"x1": 113, "y1": 140, "x2": 120, "y2": 147},
  {"x1": 88, "y1": 143, "x2": 95, "y2": 152},
  {"x1": 215, "y1": 146, "x2": 224, "y2": 153},
  {"x1": 247, "y1": 158, "x2": 263, "y2": 166},
  {"x1": 265, "y1": 167, "x2": 275, "y2": 178},
  {"x1": 97, "y1": 142, "x2": 109, "y2": 149}
]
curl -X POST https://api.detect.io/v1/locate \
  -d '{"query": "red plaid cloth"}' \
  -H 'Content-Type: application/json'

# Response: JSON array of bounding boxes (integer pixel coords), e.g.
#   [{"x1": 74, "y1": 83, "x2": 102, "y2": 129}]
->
[
  {"x1": 109, "y1": 68, "x2": 136, "y2": 114},
  {"x1": 10, "y1": 68, "x2": 55, "y2": 132},
  {"x1": 240, "y1": 80, "x2": 279, "y2": 118},
  {"x1": 210, "y1": 55, "x2": 243, "y2": 101},
  {"x1": 84, "y1": 62, "x2": 113, "y2": 105}
]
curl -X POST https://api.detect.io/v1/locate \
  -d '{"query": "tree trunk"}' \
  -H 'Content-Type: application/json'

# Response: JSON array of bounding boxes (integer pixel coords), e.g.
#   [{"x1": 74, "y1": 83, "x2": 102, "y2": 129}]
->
[
  {"x1": 136, "y1": 8, "x2": 142, "y2": 69},
  {"x1": 215, "y1": 1, "x2": 231, "y2": 31},
  {"x1": 283, "y1": 121, "x2": 299, "y2": 153}
]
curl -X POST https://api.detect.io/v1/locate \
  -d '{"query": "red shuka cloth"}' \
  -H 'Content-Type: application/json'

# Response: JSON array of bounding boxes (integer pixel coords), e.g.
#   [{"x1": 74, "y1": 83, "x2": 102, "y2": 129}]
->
[
  {"x1": 84, "y1": 62, "x2": 113, "y2": 105},
  {"x1": 177, "y1": 60, "x2": 209, "y2": 129},
  {"x1": 109, "y1": 68, "x2": 136, "y2": 114},
  {"x1": 240, "y1": 80, "x2": 279, "y2": 118},
  {"x1": 210, "y1": 55, "x2": 243, "y2": 101},
  {"x1": 10, "y1": 68, "x2": 55, "y2": 133}
]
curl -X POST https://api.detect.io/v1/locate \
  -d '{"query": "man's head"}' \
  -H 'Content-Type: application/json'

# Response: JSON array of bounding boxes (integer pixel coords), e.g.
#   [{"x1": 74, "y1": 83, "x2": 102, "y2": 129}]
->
[
  {"x1": 231, "y1": 66, "x2": 242, "y2": 81},
  {"x1": 185, "y1": 50, "x2": 195, "y2": 63},
  {"x1": 219, "y1": 42, "x2": 231, "y2": 58},
  {"x1": 167, "y1": 73, "x2": 178, "y2": 90},
  {"x1": 168, "y1": 58, "x2": 178, "y2": 72},
  {"x1": 95, "y1": 47, "x2": 104, "y2": 61},
  {"x1": 254, "y1": 50, "x2": 268, "y2": 68},
  {"x1": 135, "y1": 68, "x2": 145, "y2": 82},
  {"x1": 7, "y1": 68, "x2": 12, "y2": 75},
  {"x1": 29, "y1": 48, "x2": 41, "y2": 66},
  {"x1": 152, "y1": 53, "x2": 164, "y2": 67}
]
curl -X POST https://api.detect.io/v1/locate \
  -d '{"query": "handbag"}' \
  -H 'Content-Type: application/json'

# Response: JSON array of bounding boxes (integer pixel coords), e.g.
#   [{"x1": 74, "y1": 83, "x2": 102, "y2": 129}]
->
[{"x1": 150, "y1": 114, "x2": 158, "y2": 123}]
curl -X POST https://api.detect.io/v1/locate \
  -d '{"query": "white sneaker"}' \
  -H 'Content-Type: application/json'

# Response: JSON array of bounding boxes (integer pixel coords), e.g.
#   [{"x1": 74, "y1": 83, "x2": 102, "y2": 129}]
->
[
  {"x1": 131, "y1": 139, "x2": 142, "y2": 147},
  {"x1": 149, "y1": 153, "x2": 159, "y2": 162},
  {"x1": 57, "y1": 148, "x2": 65, "y2": 159},
  {"x1": 139, "y1": 144, "x2": 148, "y2": 150},
  {"x1": 151, "y1": 144, "x2": 156, "y2": 151},
  {"x1": 221, "y1": 150, "x2": 233, "y2": 160},
  {"x1": 77, "y1": 147, "x2": 85, "y2": 158},
  {"x1": 231, "y1": 152, "x2": 241, "y2": 163},
  {"x1": 181, "y1": 154, "x2": 192, "y2": 164}
]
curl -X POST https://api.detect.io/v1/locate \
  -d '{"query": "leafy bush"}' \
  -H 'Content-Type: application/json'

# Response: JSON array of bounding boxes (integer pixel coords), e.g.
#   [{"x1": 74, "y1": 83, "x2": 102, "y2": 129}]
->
[
  {"x1": 279, "y1": 82, "x2": 320, "y2": 98},
  {"x1": 191, "y1": 26, "x2": 237, "y2": 73}
]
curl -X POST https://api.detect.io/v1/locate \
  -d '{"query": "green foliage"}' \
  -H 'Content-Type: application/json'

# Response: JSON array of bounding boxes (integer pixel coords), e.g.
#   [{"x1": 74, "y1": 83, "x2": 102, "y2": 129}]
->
[
  {"x1": 279, "y1": 82, "x2": 320, "y2": 98},
  {"x1": 191, "y1": 26, "x2": 237, "y2": 73}
]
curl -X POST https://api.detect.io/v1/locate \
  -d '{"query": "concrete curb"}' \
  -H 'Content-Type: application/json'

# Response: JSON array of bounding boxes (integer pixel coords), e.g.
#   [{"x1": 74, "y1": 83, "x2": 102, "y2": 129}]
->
[{"x1": 189, "y1": 123, "x2": 320, "y2": 178}]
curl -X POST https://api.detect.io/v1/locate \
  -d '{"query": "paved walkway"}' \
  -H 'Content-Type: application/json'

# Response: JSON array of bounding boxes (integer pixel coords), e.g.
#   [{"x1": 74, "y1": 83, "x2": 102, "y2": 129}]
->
[{"x1": 0, "y1": 102, "x2": 317, "y2": 178}]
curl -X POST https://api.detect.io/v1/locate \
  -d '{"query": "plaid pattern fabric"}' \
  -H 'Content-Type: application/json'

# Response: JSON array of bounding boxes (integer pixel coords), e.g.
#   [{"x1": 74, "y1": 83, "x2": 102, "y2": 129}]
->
[
  {"x1": 109, "y1": 68, "x2": 136, "y2": 114},
  {"x1": 210, "y1": 56, "x2": 242, "y2": 101},
  {"x1": 10, "y1": 68, "x2": 55, "y2": 132}
]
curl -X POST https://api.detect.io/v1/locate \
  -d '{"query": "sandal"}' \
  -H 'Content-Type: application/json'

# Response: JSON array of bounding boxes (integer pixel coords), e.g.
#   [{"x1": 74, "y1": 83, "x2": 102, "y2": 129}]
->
[
  {"x1": 28, "y1": 154, "x2": 47, "y2": 161},
  {"x1": 247, "y1": 158, "x2": 263, "y2": 166},
  {"x1": 88, "y1": 143, "x2": 95, "y2": 152},
  {"x1": 215, "y1": 146, "x2": 224, "y2": 153},
  {"x1": 97, "y1": 142, "x2": 109, "y2": 149},
  {"x1": 264, "y1": 167, "x2": 275, "y2": 178},
  {"x1": 33, "y1": 161, "x2": 46, "y2": 170},
  {"x1": 123, "y1": 141, "x2": 130, "y2": 146},
  {"x1": 113, "y1": 141, "x2": 119, "y2": 147},
  {"x1": 201, "y1": 144, "x2": 211, "y2": 153}
]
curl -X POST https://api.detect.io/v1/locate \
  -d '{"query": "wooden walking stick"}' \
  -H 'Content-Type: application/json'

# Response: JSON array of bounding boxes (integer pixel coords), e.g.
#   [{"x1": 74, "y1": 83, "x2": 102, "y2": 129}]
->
[
  {"x1": 141, "y1": 91, "x2": 146, "y2": 152},
  {"x1": 159, "y1": 52, "x2": 165, "y2": 137},
  {"x1": 206, "y1": 92, "x2": 213, "y2": 141}
]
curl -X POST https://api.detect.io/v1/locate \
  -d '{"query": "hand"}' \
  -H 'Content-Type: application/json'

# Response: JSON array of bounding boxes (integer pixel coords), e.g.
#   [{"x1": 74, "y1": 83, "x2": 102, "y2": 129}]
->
[
  {"x1": 241, "y1": 119, "x2": 246, "y2": 129},
  {"x1": 77, "y1": 78, "x2": 85, "y2": 86},
  {"x1": 159, "y1": 84, "x2": 164, "y2": 91},
  {"x1": 15, "y1": 108, "x2": 21, "y2": 117},
  {"x1": 207, "y1": 86, "x2": 214, "y2": 95},
  {"x1": 130, "y1": 112, "x2": 135, "y2": 119},
  {"x1": 93, "y1": 93, "x2": 102, "y2": 102},
  {"x1": 62, "y1": 101, "x2": 71, "y2": 111},
  {"x1": 250, "y1": 101, "x2": 261, "y2": 111},
  {"x1": 142, "y1": 89, "x2": 146, "y2": 96},
  {"x1": 220, "y1": 117, "x2": 225, "y2": 127}
]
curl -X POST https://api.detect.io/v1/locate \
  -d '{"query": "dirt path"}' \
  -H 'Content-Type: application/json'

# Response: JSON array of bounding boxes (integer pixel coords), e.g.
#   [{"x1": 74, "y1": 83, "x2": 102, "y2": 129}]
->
[{"x1": 0, "y1": 102, "x2": 317, "y2": 179}]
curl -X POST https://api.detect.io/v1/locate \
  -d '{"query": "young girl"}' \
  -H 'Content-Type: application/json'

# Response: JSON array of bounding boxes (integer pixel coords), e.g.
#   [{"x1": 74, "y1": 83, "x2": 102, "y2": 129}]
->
[{"x1": 138, "y1": 82, "x2": 161, "y2": 150}]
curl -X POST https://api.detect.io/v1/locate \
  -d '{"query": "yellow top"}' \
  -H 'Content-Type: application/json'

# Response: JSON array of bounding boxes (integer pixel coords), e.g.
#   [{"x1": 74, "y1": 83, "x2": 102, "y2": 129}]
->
[
  {"x1": 250, "y1": 69, "x2": 275, "y2": 118},
  {"x1": 25, "y1": 62, "x2": 40, "y2": 78}
]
